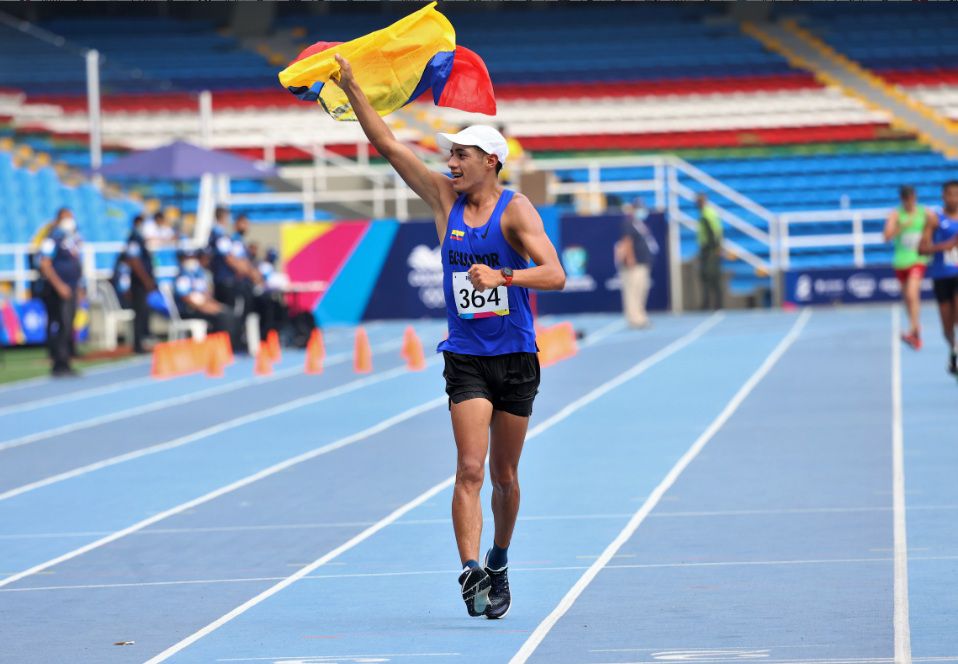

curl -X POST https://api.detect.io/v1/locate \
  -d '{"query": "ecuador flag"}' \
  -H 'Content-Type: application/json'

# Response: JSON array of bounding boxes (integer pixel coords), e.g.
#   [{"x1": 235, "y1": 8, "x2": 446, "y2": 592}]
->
[{"x1": 278, "y1": 2, "x2": 496, "y2": 120}]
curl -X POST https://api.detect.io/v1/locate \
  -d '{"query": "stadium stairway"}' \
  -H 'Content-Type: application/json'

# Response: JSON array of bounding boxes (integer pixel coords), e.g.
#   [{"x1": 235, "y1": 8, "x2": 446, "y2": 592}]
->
[{"x1": 743, "y1": 20, "x2": 958, "y2": 159}]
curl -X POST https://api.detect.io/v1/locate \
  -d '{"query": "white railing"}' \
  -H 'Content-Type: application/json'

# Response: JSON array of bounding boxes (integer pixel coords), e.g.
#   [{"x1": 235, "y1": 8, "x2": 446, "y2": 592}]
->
[
  {"x1": 778, "y1": 207, "x2": 889, "y2": 269},
  {"x1": 0, "y1": 242, "x2": 180, "y2": 302}
]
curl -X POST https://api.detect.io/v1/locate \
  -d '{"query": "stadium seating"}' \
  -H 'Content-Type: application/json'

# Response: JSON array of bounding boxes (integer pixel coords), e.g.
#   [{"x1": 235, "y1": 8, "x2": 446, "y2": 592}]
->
[
  {"x1": 3, "y1": 4, "x2": 954, "y2": 300},
  {"x1": 0, "y1": 145, "x2": 142, "y2": 274},
  {"x1": 796, "y1": 4, "x2": 958, "y2": 122},
  {"x1": 0, "y1": 18, "x2": 276, "y2": 95}
]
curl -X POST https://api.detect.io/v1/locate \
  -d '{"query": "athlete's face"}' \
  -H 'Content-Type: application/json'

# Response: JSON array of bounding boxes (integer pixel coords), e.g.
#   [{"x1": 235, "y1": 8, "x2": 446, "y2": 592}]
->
[
  {"x1": 944, "y1": 186, "x2": 958, "y2": 213},
  {"x1": 447, "y1": 145, "x2": 495, "y2": 192}
]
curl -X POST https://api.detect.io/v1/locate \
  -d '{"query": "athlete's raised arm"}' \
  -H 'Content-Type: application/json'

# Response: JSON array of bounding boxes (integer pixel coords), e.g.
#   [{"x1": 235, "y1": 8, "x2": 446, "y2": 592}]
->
[{"x1": 331, "y1": 55, "x2": 455, "y2": 222}]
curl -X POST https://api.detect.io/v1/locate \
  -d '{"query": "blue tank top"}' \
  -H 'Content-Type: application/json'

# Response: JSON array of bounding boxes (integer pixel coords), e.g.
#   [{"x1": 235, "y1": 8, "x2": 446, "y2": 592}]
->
[
  {"x1": 929, "y1": 211, "x2": 958, "y2": 279},
  {"x1": 437, "y1": 189, "x2": 537, "y2": 356}
]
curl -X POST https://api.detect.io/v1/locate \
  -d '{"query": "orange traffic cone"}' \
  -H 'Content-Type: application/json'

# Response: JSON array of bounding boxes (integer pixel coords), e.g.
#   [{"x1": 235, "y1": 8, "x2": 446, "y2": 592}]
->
[
  {"x1": 305, "y1": 329, "x2": 324, "y2": 375},
  {"x1": 403, "y1": 327, "x2": 426, "y2": 371},
  {"x1": 266, "y1": 330, "x2": 281, "y2": 363},
  {"x1": 151, "y1": 343, "x2": 173, "y2": 379},
  {"x1": 206, "y1": 341, "x2": 225, "y2": 378},
  {"x1": 401, "y1": 325, "x2": 416, "y2": 359},
  {"x1": 536, "y1": 324, "x2": 555, "y2": 367},
  {"x1": 254, "y1": 349, "x2": 273, "y2": 376},
  {"x1": 308, "y1": 328, "x2": 325, "y2": 357},
  {"x1": 171, "y1": 339, "x2": 195, "y2": 376},
  {"x1": 354, "y1": 327, "x2": 373, "y2": 374},
  {"x1": 217, "y1": 332, "x2": 235, "y2": 365},
  {"x1": 556, "y1": 321, "x2": 578, "y2": 361}
]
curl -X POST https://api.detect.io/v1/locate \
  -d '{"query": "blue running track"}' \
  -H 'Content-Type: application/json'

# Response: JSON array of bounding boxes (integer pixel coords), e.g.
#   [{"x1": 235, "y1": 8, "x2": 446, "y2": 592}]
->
[{"x1": 0, "y1": 308, "x2": 953, "y2": 664}]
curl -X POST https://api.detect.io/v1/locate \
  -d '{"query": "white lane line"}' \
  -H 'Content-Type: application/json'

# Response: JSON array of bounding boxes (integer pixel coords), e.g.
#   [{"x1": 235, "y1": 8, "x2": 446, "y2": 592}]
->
[
  {"x1": 0, "y1": 375, "x2": 157, "y2": 417},
  {"x1": 143, "y1": 312, "x2": 725, "y2": 663},
  {"x1": 892, "y1": 307, "x2": 912, "y2": 664},
  {"x1": 587, "y1": 658, "x2": 957, "y2": 664},
  {"x1": 0, "y1": 337, "x2": 409, "y2": 452},
  {"x1": 509, "y1": 308, "x2": 812, "y2": 664},
  {"x1": 0, "y1": 394, "x2": 449, "y2": 590},
  {"x1": 13, "y1": 554, "x2": 953, "y2": 594},
  {"x1": 0, "y1": 323, "x2": 440, "y2": 420},
  {"x1": 0, "y1": 356, "x2": 152, "y2": 395},
  {"x1": 216, "y1": 654, "x2": 461, "y2": 663},
  {"x1": 0, "y1": 355, "x2": 442, "y2": 503}
]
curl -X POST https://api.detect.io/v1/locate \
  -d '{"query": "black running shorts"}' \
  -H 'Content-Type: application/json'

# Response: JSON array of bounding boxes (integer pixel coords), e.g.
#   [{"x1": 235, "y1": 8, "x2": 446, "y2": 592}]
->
[
  {"x1": 442, "y1": 351, "x2": 540, "y2": 417},
  {"x1": 933, "y1": 277, "x2": 958, "y2": 304}
]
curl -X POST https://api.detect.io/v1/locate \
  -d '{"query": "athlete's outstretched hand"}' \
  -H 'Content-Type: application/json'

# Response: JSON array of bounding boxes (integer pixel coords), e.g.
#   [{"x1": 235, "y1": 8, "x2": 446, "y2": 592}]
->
[
  {"x1": 332, "y1": 54, "x2": 355, "y2": 89},
  {"x1": 468, "y1": 264, "x2": 505, "y2": 292}
]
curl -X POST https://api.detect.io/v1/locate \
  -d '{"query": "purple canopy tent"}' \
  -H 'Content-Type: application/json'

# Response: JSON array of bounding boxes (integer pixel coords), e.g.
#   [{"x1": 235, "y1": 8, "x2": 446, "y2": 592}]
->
[
  {"x1": 93, "y1": 141, "x2": 277, "y2": 241},
  {"x1": 96, "y1": 140, "x2": 276, "y2": 180}
]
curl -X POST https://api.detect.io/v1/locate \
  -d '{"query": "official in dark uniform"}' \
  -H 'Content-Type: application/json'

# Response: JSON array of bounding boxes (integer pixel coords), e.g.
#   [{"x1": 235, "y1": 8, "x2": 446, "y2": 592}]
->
[
  {"x1": 208, "y1": 208, "x2": 260, "y2": 351},
  {"x1": 119, "y1": 215, "x2": 157, "y2": 353},
  {"x1": 37, "y1": 212, "x2": 83, "y2": 376}
]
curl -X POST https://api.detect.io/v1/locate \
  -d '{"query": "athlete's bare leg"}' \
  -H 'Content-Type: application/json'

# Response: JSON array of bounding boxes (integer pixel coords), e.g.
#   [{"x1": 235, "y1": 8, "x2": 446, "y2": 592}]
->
[
  {"x1": 488, "y1": 410, "x2": 529, "y2": 550},
  {"x1": 939, "y1": 296, "x2": 956, "y2": 349},
  {"x1": 451, "y1": 398, "x2": 493, "y2": 565},
  {"x1": 904, "y1": 274, "x2": 922, "y2": 336}
]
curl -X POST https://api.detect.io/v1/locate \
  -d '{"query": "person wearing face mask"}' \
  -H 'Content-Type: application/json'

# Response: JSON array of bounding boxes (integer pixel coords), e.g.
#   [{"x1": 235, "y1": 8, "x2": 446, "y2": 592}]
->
[
  {"x1": 37, "y1": 209, "x2": 83, "y2": 377},
  {"x1": 207, "y1": 208, "x2": 261, "y2": 351},
  {"x1": 173, "y1": 249, "x2": 239, "y2": 347},
  {"x1": 616, "y1": 198, "x2": 658, "y2": 329},
  {"x1": 118, "y1": 214, "x2": 157, "y2": 354},
  {"x1": 233, "y1": 214, "x2": 266, "y2": 309}
]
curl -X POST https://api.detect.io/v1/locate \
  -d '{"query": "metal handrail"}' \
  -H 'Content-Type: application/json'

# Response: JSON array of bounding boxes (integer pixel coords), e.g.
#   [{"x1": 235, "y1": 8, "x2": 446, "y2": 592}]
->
[
  {"x1": 779, "y1": 207, "x2": 890, "y2": 223},
  {"x1": 673, "y1": 181, "x2": 771, "y2": 244},
  {"x1": 668, "y1": 156, "x2": 779, "y2": 225}
]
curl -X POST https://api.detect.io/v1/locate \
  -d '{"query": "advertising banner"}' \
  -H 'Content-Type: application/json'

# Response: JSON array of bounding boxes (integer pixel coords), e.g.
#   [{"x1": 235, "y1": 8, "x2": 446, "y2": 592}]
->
[
  {"x1": 537, "y1": 211, "x2": 670, "y2": 315},
  {"x1": 784, "y1": 266, "x2": 934, "y2": 305}
]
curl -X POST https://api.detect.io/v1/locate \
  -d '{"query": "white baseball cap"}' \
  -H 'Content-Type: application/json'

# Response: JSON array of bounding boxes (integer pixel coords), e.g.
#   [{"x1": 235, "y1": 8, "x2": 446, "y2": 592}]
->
[{"x1": 436, "y1": 125, "x2": 509, "y2": 165}]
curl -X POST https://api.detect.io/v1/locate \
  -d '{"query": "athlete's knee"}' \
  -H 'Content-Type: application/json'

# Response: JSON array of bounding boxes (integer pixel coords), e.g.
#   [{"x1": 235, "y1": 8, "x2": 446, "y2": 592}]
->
[
  {"x1": 489, "y1": 463, "x2": 518, "y2": 495},
  {"x1": 455, "y1": 458, "x2": 485, "y2": 492}
]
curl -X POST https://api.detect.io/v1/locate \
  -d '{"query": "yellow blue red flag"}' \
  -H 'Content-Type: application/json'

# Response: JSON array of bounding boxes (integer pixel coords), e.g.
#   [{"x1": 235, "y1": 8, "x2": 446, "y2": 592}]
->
[{"x1": 278, "y1": 2, "x2": 496, "y2": 120}]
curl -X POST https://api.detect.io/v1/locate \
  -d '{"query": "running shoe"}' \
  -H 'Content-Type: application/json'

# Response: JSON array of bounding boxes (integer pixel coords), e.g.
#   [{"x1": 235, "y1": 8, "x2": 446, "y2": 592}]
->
[
  {"x1": 948, "y1": 353, "x2": 957, "y2": 375},
  {"x1": 458, "y1": 566, "x2": 491, "y2": 617},
  {"x1": 901, "y1": 332, "x2": 922, "y2": 350},
  {"x1": 483, "y1": 550, "x2": 512, "y2": 619}
]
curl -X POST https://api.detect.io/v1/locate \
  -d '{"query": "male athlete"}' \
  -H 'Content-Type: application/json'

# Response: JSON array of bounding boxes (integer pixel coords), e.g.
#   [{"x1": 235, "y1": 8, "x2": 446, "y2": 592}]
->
[
  {"x1": 920, "y1": 180, "x2": 958, "y2": 375},
  {"x1": 884, "y1": 186, "x2": 935, "y2": 349},
  {"x1": 333, "y1": 55, "x2": 566, "y2": 618}
]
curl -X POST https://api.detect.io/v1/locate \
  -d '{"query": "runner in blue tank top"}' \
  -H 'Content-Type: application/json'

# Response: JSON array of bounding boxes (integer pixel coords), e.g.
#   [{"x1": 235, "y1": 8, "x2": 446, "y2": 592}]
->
[
  {"x1": 920, "y1": 180, "x2": 958, "y2": 375},
  {"x1": 333, "y1": 55, "x2": 566, "y2": 619}
]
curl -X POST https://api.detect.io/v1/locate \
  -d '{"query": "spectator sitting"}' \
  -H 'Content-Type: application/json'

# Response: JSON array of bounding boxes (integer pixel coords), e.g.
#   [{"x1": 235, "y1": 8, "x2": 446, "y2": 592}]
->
[
  {"x1": 143, "y1": 211, "x2": 177, "y2": 250},
  {"x1": 173, "y1": 248, "x2": 239, "y2": 348}
]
